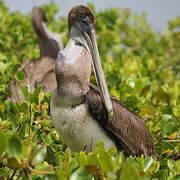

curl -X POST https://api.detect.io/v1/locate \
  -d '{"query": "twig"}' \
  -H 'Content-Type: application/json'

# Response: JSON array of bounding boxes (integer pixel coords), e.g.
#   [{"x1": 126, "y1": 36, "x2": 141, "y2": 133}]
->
[
  {"x1": 16, "y1": 170, "x2": 22, "y2": 180},
  {"x1": 163, "y1": 139, "x2": 180, "y2": 143},
  {"x1": 8, "y1": 169, "x2": 17, "y2": 180}
]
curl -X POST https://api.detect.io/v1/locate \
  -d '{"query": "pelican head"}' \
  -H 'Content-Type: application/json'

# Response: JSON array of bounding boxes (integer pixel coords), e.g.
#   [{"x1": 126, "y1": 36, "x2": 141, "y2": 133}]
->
[
  {"x1": 32, "y1": 7, "x2": 63, "y2": 58},
  {"x1": 55, "y1": 5, "x2": 113, "y2": 114}
]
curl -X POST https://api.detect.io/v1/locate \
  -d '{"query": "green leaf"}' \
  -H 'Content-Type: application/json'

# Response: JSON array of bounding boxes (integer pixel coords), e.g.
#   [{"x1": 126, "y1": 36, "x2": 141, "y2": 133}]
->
[
  {"x1": 20, "y1": 86, "x2": 29, "y2": 101},
  {"x1": 29, "y1": 144, "x2": 47, "y2": 165},
  {"x1": 19, "y1": 102, "x2": 28, "y2": 113},
  {"x1": 44, "y1": 174, "x2": 59, "y2": 180},
  {"x1": 162, "y1": 122, "x2": 177, "y2": 137},
  {"x1": 31, "y1": 166, "x2": 54, "y2": 175},
  {"x1": 97, "y1": 149, "x2": 114, "y2": 173},
  {"x1": 125, "y1": 96, "x2": 139, "y2": 107},
  {"x1": 0, "y1": 169, "x2": 8, "y2": 177},
  {"x1": 172, "y1": 174, "x2": 180, "y2": 180},
  {"x1": 134, "y1": 80, "x2": 143, "y2": 94},
  {"x1": 120, "y1": 164, "x2": 141, "y2": 180},
  {"x1": 78, "y1": 151, "x2": 87, "y2": 167},
  {"x1": 157, "y1": 88, "x2": 170, "y2": 103},
  {"x1": 0, "y1": 131, "x2": 7, "y2": 157},
  {"x1": 143, "y1": 157, "x2": 154, "y2": 172},
  {"x1": 0, "y1": 53, "x2": 7, "y2": 61},
  {"x1": 140, "y1": 85, "x2": 151, "y2": 96},
  {"x1": 16, "y1": 71, "x2": 25, "y2": 80},
  {"x1": 7, "y1": 157, "x2": 22, "y2": 168},
  {"x1": 167, "y1": 159, "x2": 175, "y2": 170},
  {"x1": 30, "y1": 86, "x2": 42, "y2": 104},
  {"x1": 70, "y1": 167, "x2": 90, "y2": 180},
  {"x1": 87, "y1": 152, "x2": 99, "y2": 166},
  {"x1": 140, "y1": 105, "x2": 156, "y2": 116},
  {"x1": 6, "y1": 135, "x2": 22, "y2": 159},
  {"x1": 95, "y1": 141, "x2": 105, "y2": 150}
]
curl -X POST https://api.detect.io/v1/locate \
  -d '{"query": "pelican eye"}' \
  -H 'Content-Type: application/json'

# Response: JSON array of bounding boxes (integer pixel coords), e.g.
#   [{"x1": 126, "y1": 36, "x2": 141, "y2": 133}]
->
[
  {"x1": 75, "y1": 39, "x2": 83, "y2": 46},
  {"x1": 75, "y1": 41, "x2": 82, "y2": 46},
  {"x1": 82, "y1": 19, "x2": 87, "y2": 23},
  {"x1": 79, "y1": 17, "x2": 92, "y2": 33},
  {"x1": 74, "y1": 39, "x2": 88, "y2": 51}
]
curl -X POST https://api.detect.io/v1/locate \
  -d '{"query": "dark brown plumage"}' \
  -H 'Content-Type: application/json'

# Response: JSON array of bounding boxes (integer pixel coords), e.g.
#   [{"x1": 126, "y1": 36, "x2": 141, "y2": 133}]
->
[
  {"x1": 8, "y1": 7, "x2": 63, "y2": 102},
  {"x1": 87, "y1": 84, "x2": 155, "y2": 157},
  {"x1": 68, "y1": 5, "x2": 95, "y2": 32}
]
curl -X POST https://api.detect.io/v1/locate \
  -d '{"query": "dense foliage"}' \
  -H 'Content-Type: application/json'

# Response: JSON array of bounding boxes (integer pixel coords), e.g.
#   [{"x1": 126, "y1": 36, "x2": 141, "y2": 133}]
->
[{"x1": 0, "y1": 0, "x2": 179, "y2": 179}]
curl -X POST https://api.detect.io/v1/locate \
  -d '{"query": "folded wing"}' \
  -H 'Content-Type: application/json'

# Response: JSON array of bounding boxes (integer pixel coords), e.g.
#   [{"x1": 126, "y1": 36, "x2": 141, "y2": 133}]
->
[{"x1": 87, "y1": 84, "x2": 155, "y2": 157}]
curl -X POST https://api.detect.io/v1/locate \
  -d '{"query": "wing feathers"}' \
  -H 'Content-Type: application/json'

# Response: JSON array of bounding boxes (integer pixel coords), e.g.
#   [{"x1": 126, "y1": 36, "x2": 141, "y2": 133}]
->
[{"x1": 87, "y1": 84, "x2": 155, "y2": 157}]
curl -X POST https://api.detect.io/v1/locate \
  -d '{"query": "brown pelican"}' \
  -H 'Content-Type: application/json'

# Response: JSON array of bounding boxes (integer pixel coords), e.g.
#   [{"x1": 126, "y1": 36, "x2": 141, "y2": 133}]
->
[
  {"x1": 9, "y1": 7, "x2": 63, "y2": 102},
  {"x1": 50, "y1": 5, "x2": 155, "y2": 157}
]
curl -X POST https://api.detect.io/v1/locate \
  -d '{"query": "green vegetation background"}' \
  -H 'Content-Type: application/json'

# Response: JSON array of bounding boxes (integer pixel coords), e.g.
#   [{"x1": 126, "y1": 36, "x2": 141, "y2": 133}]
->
[{"x1": 0, "y1": 0, "x2": 179, "y2": 179}]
